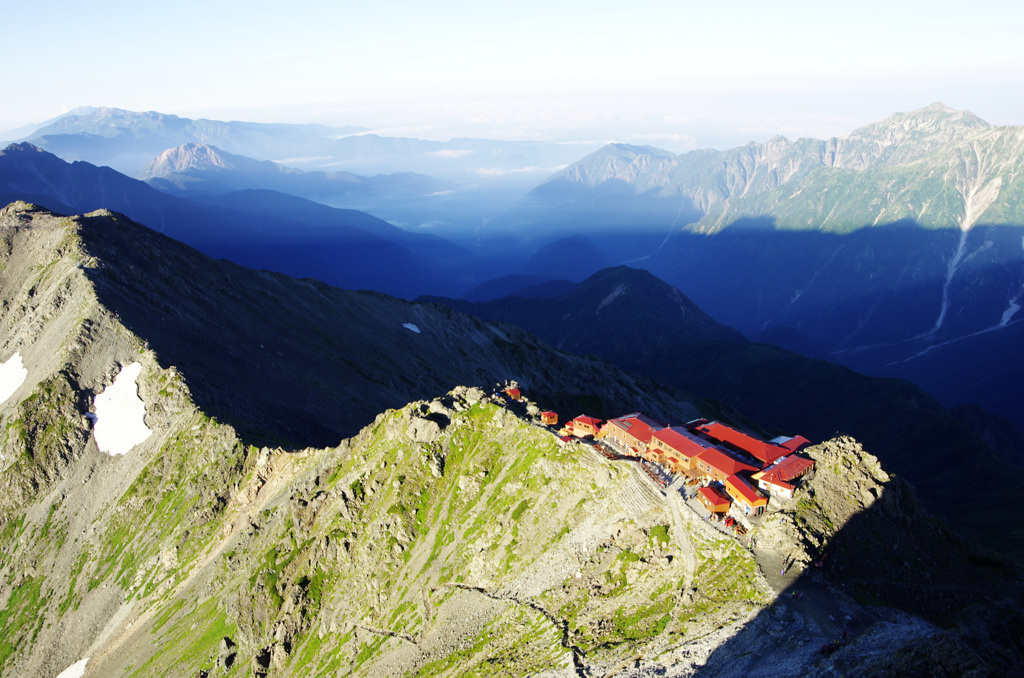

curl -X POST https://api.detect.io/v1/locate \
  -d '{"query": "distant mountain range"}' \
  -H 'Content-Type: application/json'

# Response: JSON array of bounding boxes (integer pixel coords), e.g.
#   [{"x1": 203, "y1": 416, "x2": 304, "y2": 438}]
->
[
  {"x1": 11, "y1": 106, "x2": 365, "y2": 174},
  {"x1": 13, "y1": 106, "x2": 595, "y2": 180},
  {"x1": 11, "y1": 106, "x2": 602, "y2": 238},
  {"x1": 524, "y1": 103, "x2": 1023, "y2": 233},
  {"x1": 5, "y1": 106, "x2": 1024, "y2": 676},
  {"x1": 0, "y1": 142, "x2": 499, "y2": 298}
]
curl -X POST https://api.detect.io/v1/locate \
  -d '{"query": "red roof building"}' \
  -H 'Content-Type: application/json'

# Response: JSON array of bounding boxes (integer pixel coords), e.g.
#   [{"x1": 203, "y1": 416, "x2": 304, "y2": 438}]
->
[
  {"x1": 504, "y1": 387, "x2": 522, "y2": 401},
  {"x1": 541, "y1": 411, "x2": 558, "y2": 426},
  {"x1": 696, "y1": 421, "x2": 790, "y2": 467},
  {"x1": 725, "y1": 474, "x2": 768, "y2": 515},
  {"x1": 599, "y1": 413, "x2": 664, "y2": 458},
  {"x1": 570, "y1": 415, "x2": 603, "y2": 438},
  {"x1": 650, "y1": 426, "x2": 717, "y2": 474},
  {"x1": 752, "y1": 455, "x2": 816, "y2": 500},
  {"x1": 771, "y1": 435, "x2": 812, "y2": 453},
  {"x1": 698, "y1": 485, "x2": 731, "y2": 514},
  {"x1": 694, "y1": 447, "x2": 759, "y2": 483}
]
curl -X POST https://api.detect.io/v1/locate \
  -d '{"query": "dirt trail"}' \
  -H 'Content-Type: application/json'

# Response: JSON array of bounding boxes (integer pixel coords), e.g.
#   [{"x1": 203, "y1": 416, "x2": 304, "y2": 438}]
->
[
  {"x1": 665, "y1": 477, "x2": 696, "y2": 591},
  {"x1": 753, "y1": 546, "x2": 846, "y2": 638}
]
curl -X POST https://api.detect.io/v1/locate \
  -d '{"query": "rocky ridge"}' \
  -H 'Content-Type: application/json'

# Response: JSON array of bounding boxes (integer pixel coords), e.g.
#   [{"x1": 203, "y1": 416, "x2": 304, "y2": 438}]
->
[
  {"x1": 5, "y1": 376, "x2": 1021, "y2": 677},
  {"x1": 0, "y1": 202, "x2": 1021, "y2": 676}
]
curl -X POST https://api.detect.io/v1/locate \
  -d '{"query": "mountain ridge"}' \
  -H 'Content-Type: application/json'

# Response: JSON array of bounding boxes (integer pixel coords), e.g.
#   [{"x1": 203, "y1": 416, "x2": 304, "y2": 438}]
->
[
  {"x1": 1, "y1": 203, "x2": 1022, "y2": 677},
  {"x1": 528, "y1": 103, "x2": 1024, "y2": 234}
]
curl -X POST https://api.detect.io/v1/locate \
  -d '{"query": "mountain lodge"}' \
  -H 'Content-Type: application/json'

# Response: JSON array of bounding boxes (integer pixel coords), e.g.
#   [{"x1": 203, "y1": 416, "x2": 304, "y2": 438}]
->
[{"x1": 560, "y1": 407, "x2": 813, "y2": 522}]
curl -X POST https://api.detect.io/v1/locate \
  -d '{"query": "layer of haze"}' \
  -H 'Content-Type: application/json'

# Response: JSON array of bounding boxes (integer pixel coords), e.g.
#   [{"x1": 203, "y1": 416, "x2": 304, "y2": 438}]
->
[{"x1": 3, "y1": 0, "x2": 1023, "y2": 148}]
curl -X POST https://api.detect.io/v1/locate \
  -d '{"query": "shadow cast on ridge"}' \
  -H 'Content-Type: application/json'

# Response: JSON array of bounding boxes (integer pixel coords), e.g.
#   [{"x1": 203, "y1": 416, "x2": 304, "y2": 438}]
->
[
  {"x1": 690, "y1": 475, "x2": 1024, "y2": 677},
  {"x1": 74, "y1": 211, "x2": 454, "y2": 450}
]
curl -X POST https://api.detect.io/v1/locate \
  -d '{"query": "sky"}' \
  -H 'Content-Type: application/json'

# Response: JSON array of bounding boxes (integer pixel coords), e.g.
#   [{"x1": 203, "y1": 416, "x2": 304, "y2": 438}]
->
[{"x1": 3, "y1": 0, "x2": 1023, "y2": 150}]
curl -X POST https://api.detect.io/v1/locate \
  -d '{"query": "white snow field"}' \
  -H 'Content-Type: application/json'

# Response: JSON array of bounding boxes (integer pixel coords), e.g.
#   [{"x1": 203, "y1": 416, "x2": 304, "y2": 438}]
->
[
  {"x1": 0, "y1": 352, "x2": 28, "y2": 405},
  {"x1": 56, "y1": 658, "x2": 89, "y2": 678},
  {"x1": 93, "y1": 362, "x2": 153, "y2": 456}
]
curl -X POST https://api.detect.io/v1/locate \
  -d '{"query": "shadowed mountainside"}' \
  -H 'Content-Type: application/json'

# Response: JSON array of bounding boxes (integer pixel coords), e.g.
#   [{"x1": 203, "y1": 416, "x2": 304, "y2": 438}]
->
[{"x1": 0, "y1": 202, "x2": 702, "y2": 451}]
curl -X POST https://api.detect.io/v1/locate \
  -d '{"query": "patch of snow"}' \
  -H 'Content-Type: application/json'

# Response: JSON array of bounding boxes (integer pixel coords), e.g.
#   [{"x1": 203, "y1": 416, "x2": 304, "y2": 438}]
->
[
  {"x1": 403, "y1": 323, "x2": 421, "y2": 334},
  {"x1": 93, "y1": 362, "x2": 152, "y2": 456},
  {"x1": 597, "y1": 284, "x2": 626, "y2": 311},
  {"x1": 926, "y1": 228, "x2": 969, "y2": 337},
  {"x1": 56, "y1": 659, "x2": 89, "y2": 678},
  {"x1": 0, "y1": 352, "x2": 28, "y2": 405},
  {"x1": 999, "y1": 295, "x2": 1022, "y2": 328}
]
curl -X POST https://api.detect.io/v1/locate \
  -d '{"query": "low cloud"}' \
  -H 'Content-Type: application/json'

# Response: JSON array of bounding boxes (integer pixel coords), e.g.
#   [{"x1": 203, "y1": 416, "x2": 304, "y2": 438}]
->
[
  {"x1": 476, "y1": 165, "x2": 567, "y2": 176},
  {"x1": 428, "y1": 149, "x2": 475, "y2": 159}
]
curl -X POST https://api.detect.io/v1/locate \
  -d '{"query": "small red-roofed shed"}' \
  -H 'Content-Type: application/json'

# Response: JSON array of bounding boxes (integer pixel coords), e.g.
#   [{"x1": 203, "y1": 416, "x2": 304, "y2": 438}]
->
[
  {"x1": 504, "y1": 387, "x2": 522, "y2": 401},
  {"x1": 541, "y1": 411, "x2": 558, "y2": 426},
  {"x1": 698, "y1": 485, "x2": 731, "y2": 514}
]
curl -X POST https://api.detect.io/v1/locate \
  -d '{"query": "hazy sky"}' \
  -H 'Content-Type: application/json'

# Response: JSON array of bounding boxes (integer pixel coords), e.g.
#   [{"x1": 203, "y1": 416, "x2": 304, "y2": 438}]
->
[{"x1": 4, "y1": 0, "x2": 1022, "y2": 150}]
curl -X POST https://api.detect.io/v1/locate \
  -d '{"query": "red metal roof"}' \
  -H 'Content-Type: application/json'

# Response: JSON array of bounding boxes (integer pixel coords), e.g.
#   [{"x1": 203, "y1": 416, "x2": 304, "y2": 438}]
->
[
  {"x1": 772, "y1": 435, "x2": 812, "y2": 453},
  {"x1": 726, "y1": 474, "x2": 767, "y2": 506},
  {"x1": 696, "y1": 447, "x2": 759, "y2": 477},
  {"x1": 762, "y1": 455, "x2": 815, "y2": 483},
  {"x1": 604, "y1": 413, "x2": 664, "y2": 445},
  {"x1": 755, "y1": 474, "x2": 794, "y2": 492},
  {"x1": 573, "y1": 415, "x2": 603, "y2": 427},
  {"x1": 697, "y1": 421, "x2": 789, "y2": 466},
  {"x1": 652, "y1": 426, "x2": 716, "y2": 459}
]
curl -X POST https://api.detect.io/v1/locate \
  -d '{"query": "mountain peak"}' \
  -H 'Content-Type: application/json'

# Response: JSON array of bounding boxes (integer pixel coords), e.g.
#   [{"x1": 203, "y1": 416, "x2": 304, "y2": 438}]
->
[
  {"x1": 1, "y1": 141, "x2": 45, "y2": 155},
  {"x1": 144, "y1": 142, "x2": 236, "y2": 175},
  {"x1": 846, "y1": 102, "x2": 989, "y2": 144}
]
